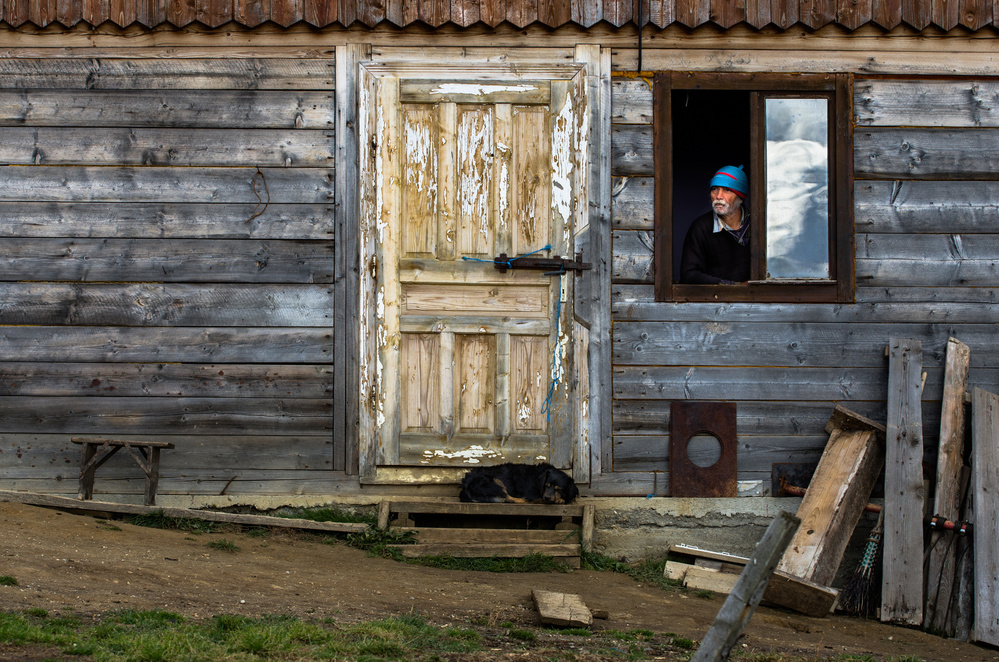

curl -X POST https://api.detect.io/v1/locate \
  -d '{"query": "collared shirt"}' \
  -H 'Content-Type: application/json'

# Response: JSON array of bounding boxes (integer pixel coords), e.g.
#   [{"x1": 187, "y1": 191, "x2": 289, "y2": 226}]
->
[{"x1": 712, "y1": 209, "x2": 750, "y2": 247}]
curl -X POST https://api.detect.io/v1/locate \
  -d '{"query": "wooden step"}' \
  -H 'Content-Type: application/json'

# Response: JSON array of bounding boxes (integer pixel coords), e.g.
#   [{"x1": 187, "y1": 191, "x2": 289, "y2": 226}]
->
[{"x1": 378, "y1": 499, "x2": 594, "y2": 568}]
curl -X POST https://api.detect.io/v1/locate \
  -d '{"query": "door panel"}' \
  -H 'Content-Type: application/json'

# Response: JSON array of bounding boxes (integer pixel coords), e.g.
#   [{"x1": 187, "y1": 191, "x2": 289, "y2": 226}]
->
[{"x1": 360, "y1": 64, "x2": 587, "y2": 478}]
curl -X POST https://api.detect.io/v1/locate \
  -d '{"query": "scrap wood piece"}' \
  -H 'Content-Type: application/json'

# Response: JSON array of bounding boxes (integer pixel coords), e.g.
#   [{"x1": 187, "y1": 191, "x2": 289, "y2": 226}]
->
[
  {"x1": 0, "y1": 490, "x2": 368, "y2": 534},
  {"x1": 777, "y1": 405, "x2": 885, "y2": 588},
  {"x1": 532, "y1": 589, "x2": 593, "y2": 628},
  {"x1": 971, "y1": 387, "x2": 999, "y2": 646},
  {"x1": 881, "y1": 338, "x2": 925, "y2": 627},
  {"x1": 690, "y1": 511, "x2": 801, "y2": 662},
  {"x1": 924, "y1": 337, "x2": 971, "y2": 634},
  {"x1": 666, "y1": 548, "x2": 837, "y2": 618}
]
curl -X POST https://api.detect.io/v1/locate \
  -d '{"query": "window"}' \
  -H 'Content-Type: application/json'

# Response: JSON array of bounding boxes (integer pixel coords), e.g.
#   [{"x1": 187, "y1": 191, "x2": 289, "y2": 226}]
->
[{"x1": 653, "y1": 73, "x2": 854, "y2": 302}]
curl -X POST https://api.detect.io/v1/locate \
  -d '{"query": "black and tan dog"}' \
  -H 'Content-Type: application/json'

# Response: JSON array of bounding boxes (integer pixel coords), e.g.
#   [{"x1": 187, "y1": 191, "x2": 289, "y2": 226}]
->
[{"x1": 458, "y1": 462, "x2": 579, "y2": 504}]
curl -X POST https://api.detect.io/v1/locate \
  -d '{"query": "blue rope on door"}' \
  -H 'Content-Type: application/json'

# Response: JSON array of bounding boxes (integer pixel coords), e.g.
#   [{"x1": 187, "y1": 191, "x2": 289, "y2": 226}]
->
[{"x1": 460, "y1": 244, "x2": 552, "y2": 268}]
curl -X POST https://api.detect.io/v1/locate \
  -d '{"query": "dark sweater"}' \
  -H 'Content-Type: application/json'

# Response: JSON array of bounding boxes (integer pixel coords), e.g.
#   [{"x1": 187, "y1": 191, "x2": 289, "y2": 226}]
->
[{"x1": 679, "y1": 211, "x2": 751, "y2": 284}]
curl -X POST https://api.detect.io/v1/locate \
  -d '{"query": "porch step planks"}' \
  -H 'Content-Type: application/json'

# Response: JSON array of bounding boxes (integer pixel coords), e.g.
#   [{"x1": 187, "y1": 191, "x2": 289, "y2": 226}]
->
[{"x1": 378, "y1": 500, "x2": 594, "y2": 568}]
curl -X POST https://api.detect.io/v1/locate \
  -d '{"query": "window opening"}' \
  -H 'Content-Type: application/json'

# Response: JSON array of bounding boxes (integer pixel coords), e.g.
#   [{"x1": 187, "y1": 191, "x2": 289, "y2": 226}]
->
[{"x1": 654, "y1": 73, "x2": 854, "y2": 303}]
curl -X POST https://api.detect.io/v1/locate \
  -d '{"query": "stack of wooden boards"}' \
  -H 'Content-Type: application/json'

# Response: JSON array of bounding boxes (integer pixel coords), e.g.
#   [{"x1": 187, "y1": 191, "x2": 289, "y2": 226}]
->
[
  {"x1": 882, "y1": 337, "x2": 997, "y2": 646},
  {"x1": 664, "y1": 336, "x2": 999, "y2": 646},
  {"x1": 377, "y1": 500, "x2": 594, "y2": 568}
]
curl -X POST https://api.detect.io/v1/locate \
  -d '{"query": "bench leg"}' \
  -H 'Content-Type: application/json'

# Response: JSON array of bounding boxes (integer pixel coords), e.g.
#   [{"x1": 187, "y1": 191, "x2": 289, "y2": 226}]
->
[
  {"x1": 78, "y1": 444, "x2": 97, "y2": 501},
  {"x1": 145, "y1": 447, "x2": 162, "y2": 506}
]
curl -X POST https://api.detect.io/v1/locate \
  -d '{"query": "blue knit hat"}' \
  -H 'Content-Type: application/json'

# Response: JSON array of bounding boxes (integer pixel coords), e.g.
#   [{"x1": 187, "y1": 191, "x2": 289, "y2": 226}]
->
[{"x1": 709, "y1": 165, "x2": 748, "y2": 199}]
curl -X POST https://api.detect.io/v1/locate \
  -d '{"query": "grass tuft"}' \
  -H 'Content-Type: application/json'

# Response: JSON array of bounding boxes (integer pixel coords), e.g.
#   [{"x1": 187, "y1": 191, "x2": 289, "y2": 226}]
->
[
  {"x1": 0, "y1": 576, "x2": 18, "y2": 587},
  {"x1": 415, "y1": 552, "x2": 570, "y2": 573},
  {"x1": 206, "y1": 538, "x2": 240, "y2": 553}
]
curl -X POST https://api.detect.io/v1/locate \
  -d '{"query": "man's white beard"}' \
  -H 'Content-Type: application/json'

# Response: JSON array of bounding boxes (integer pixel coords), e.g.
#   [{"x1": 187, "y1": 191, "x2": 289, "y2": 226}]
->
[{"x1": 713, "y1": 199, "x2": 740, "y2": 217}]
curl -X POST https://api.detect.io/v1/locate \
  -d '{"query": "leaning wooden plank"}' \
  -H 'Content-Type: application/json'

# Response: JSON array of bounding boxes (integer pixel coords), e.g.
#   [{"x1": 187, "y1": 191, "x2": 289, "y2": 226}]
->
[
  {"x1": 533, "y1": 590, "x2": 593, "y2": 628},
  {"x1": 0, "y1": 490, "x2": 368, "y2": 533},
  {"x1": 971, "y1": 387, "x2": 999, "y2": 646},
  {"x1": 882, "y1": 338, "x2": 925, "y2": 627},
  {"x1": 925, "y1": 337, "x2": 971, "y2": 633},
  {"x1": 777, "y1": 406, "x2": 885, "y2": 587},
  {"x1": 691, "y1": 511, "x2": 800, "y2": 662}
]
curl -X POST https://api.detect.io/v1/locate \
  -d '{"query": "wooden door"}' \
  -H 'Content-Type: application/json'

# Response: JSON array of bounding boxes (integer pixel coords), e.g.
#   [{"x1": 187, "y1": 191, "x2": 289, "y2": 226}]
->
[{"x1": 359, "y1": 64, "x2": 588, "y2": 481}]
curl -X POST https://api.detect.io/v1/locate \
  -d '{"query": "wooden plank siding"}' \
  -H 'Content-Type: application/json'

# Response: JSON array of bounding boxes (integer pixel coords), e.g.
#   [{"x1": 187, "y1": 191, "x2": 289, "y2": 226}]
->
[
  {"x1": 606, "y1": 72, "x2": 999, "y2": 493},
  {"x1": 0, "y1": 58, "x2": 338, "y2": 498}
]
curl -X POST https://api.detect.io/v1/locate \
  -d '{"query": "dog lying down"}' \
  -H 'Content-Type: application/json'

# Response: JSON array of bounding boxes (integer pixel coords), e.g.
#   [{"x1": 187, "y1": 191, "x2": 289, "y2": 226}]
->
[{"x1": 459, "y1": 462, "x2": 579, "y2": 504}]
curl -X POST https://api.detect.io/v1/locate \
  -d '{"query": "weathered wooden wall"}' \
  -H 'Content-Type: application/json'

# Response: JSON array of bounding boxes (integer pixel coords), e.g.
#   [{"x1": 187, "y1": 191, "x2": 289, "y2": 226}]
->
[
  {"x1": 609, "y1": 74, "x2": 999, "y2": 495},
  {"x1": 0, "y1": 57, "x2": 339, "y2": 498}
]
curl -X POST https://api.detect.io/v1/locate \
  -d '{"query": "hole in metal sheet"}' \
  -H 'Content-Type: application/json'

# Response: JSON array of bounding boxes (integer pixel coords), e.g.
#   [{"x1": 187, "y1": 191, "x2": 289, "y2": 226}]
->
[{"x1": 686, "y1": 433, "x2": 722, "y2": 469}]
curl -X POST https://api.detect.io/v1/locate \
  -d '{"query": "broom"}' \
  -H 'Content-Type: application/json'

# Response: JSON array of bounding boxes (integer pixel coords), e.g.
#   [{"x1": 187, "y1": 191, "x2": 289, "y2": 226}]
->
[{"x1": 839, "y1": 510, "x2": 884, "y2": 618}]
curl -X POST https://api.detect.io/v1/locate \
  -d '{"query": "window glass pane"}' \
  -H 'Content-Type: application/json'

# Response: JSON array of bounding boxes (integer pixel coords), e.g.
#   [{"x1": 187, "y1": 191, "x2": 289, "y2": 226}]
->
[{"x1": 765, "y1": 98, "x2": 829, "y2": 279}]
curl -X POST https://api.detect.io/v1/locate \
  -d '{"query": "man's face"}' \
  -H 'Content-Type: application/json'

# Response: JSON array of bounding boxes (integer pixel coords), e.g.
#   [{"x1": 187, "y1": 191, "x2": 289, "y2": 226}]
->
[{"x1": 710, "y1": 186, "x2": 742, "y2": 217}]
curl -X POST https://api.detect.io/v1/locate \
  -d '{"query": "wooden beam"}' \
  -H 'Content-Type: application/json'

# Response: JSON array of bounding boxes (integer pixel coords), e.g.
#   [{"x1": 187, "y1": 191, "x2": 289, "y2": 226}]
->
[
  {"x1": 0, "y1": 489, "x2": 368, "y2": 533},
  {"x1": 690, "y1": 510, "x2": 800, "y2": 662},
  {"x1": 335, "y1": 43, "x2": 370, "y2": 475},
  {"x1": 924, "y1": 337, "x2": 971, "y2": 634},
  {"x1": 777, "y1": 406, "x2": 885, "y2": 587},
  {"x1": 881, "y1": 338, "x2": 925, "y2": 627},
  {"x1": 971, "y1": 387, "x2": 999, "y2": 647}
]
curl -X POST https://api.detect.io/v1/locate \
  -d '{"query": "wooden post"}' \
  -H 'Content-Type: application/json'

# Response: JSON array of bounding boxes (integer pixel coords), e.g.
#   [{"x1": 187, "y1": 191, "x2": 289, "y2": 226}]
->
[
  {"x1": 882, "y1": 338, "x2": 925, "y2": 626},
  {"x1": 924, "y1": 338, "x2": 970, "y2": 633},
  {"x1": 690, "y1": 510, "x2": 800, "y2": 662},
  {"x1": 334, "y1": 43, "x2": 371, "y2": 475},
  {"x1": 777, "y1": 405, "x2": 885, "y2": 587},
  {"x1": 971, "y1": 387, "x2": 999, "y2": 646}
]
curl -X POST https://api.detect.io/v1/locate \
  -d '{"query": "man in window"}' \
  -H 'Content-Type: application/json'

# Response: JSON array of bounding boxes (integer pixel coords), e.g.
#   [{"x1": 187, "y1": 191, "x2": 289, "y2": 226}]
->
[{"x1": 679, "y1": 165, "x2": 751, "y2": 285}]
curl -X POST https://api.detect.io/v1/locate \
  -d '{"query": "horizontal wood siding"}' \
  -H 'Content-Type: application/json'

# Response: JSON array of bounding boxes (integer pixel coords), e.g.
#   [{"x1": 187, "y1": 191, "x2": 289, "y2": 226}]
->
[
  {"x1": 607, "y1": 74, "x2": 999, "y2": 493},
  {"x1": 0, "y1": 58, "x2": 337, "y2": 498}
]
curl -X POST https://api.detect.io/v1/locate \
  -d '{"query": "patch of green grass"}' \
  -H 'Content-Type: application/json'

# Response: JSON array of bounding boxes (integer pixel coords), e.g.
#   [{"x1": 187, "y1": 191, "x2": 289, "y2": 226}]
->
[
  {"x1": 695, "y1": 589, "x2": 716, "y2": 599},
  {"x1": 508, "y1": 627, "x2": 536, "y2": 641},
  {"x1": 2, "y1": 609, "x2": 484, "y2": 662},
  {"x1": 23, "y1": 608, "x2": 47, "y2": 618},
  {"x1": 206, "y1": 538, "x2": 240, "y2": 553},
  {"x1": 0, "y1": 576, "x2": 18, "y2": 587},
  {"x1": 344, "y1": 527, "x2": 416, "y2": 560},
  {"x1": 125, "y1": 510, "x2": 222, "y2": 534},
  {"x1": 415, "y1": 552, "x2": 570, "y2": 573},
  {"x1": 671, "y1": 635, "x2": 696, "y2": 650}
]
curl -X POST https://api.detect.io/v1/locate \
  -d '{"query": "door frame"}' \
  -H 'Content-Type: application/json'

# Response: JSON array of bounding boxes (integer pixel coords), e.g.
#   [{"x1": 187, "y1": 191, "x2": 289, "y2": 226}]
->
[{"x1": 356, "y1": 56, "x2": 597, "y2": 485}]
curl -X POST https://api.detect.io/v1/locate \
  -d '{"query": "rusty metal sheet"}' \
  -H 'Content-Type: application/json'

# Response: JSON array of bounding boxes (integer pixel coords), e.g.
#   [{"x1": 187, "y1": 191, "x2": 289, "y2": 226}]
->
[{"x1": 669, "y1": 401, "x2": 737, "y2": 498}]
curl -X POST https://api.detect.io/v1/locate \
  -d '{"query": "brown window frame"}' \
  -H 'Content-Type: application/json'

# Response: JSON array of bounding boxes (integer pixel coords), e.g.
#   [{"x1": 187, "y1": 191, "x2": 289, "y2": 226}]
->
[{"x1": 653, "y1": 72, "x2": 855, "y2": 303}]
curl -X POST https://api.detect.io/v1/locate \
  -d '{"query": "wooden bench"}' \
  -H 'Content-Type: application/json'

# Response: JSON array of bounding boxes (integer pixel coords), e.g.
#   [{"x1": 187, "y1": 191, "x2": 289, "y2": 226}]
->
[
  {"x1": 71, "y1": 437, "x2": 175, "y2": 506},
  {"x1": 378, "y1": 500, "x2": 594, "y2": 568}
]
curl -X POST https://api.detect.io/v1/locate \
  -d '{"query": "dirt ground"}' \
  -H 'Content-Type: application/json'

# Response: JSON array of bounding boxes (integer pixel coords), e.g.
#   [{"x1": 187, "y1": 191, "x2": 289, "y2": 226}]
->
[{"x1": 1, "y1": 501, "x2": 997, "y2": 662}]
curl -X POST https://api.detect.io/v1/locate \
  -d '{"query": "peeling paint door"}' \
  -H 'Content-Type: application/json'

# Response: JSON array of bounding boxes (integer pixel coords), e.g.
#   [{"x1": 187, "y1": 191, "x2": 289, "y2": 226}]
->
[{"x1": 359, "y1": 64, "x2": 588, "y2": 481}]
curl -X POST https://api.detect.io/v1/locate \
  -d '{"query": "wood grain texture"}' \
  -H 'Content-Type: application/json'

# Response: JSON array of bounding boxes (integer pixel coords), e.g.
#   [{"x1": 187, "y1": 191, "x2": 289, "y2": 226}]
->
[
  {"x1": 777, "y1": 424, "x2": 884, "y2": 586},
  {"x1": 856, "y1": 127, "x2": 999, "y2": 179},
  {"x1": 882, "y1": 337, "x2": 925, "y2": 627},
  {"x1": 924, "y1": 337, "x2": 970, "y2": 633},
  {"x1": 613, "y1": 320, "x2": 999, "y2": 367},
  {"x1": 0, "y1": 283, "x2": 333, "y2": 326},
  {"x1": 971, "y1": 387, "x2": 999, "y2": 646},
  {"x1": 856, "y1": 180, "x2": 999, "y2": 234}
]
